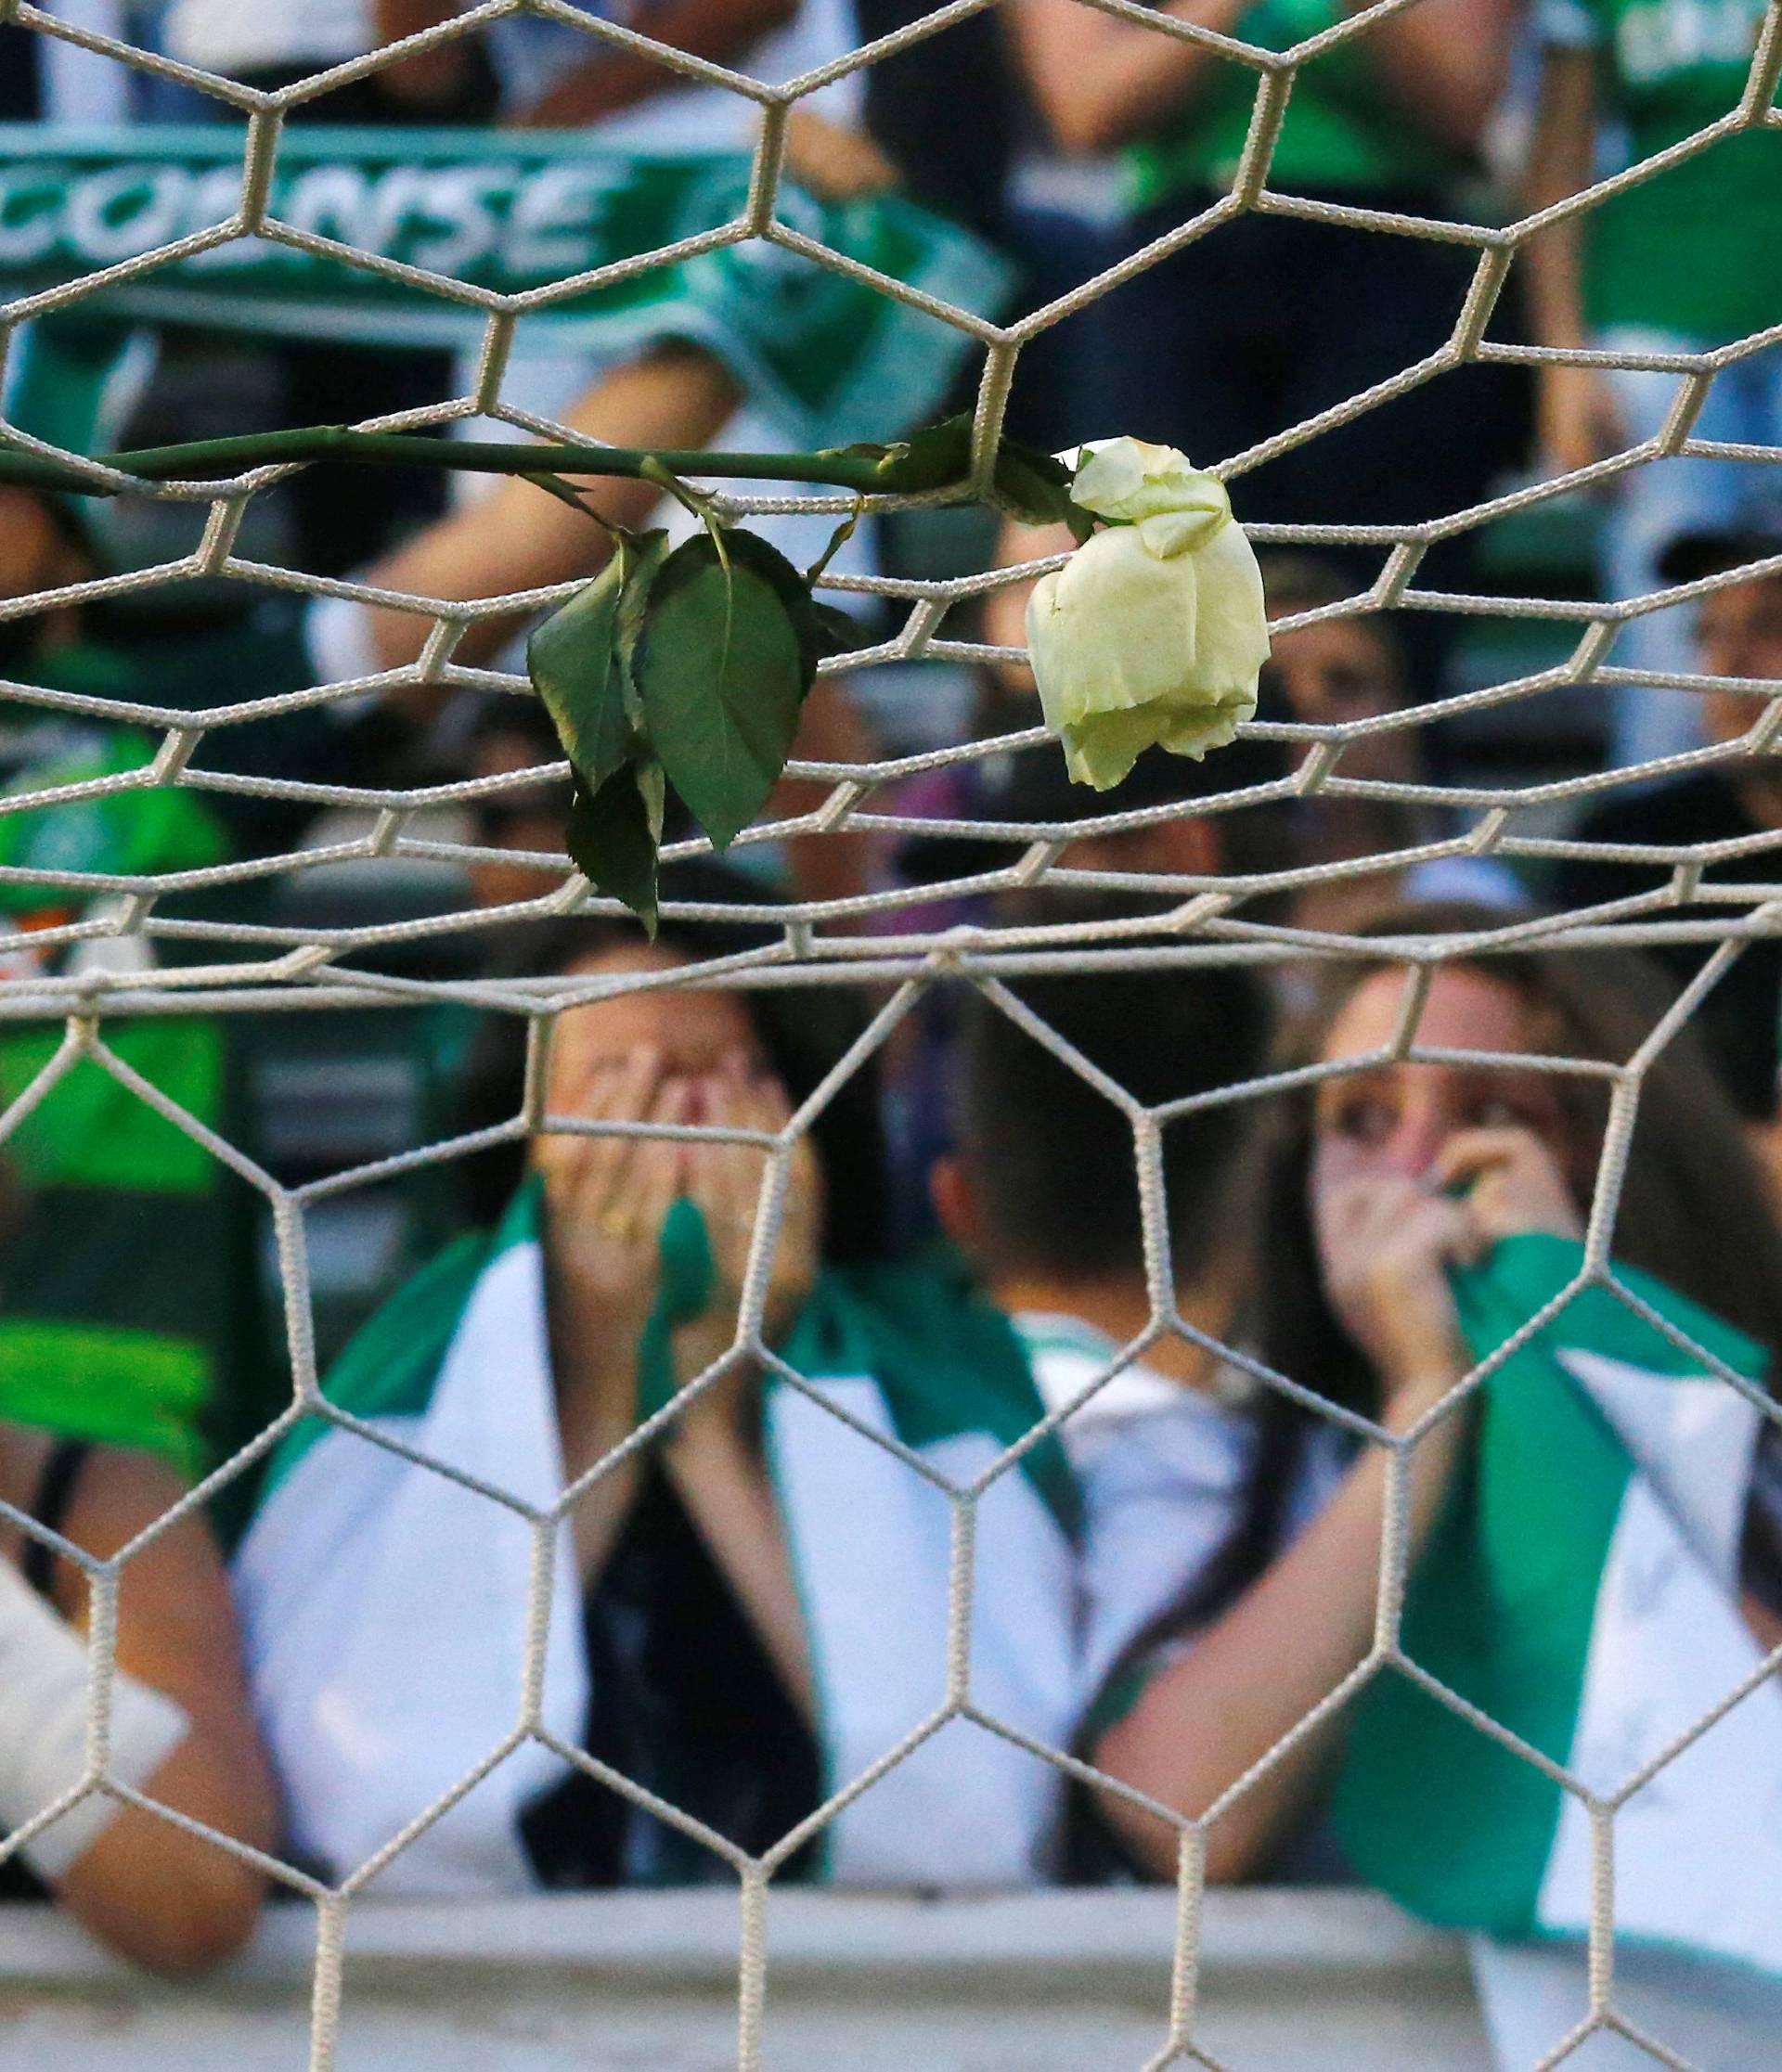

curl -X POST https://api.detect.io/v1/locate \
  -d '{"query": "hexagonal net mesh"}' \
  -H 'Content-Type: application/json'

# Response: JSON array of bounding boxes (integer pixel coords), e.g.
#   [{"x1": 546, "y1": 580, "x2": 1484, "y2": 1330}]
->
[{"x1": 1, "y1": 1, "x2": 1781, "y2": 2067}]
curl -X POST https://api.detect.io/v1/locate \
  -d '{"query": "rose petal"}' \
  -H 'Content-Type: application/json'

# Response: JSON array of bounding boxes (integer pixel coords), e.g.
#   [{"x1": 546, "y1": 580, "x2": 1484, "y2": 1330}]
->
[
  {"x1": 1072, "y1": 437, "x2": 1230, "y2": 529},
  {"x1": 1153, "y1": 691, "x2": 1251, "y2": 762},
  {"x1": 1027, "y1": 525, "x2": 1200, "y2": 728},
  {"x1": 1185, "y1": 514, "x2": 1270, "y2": 698},
  {"x1": 1136, "y1": 508, "x2": 1225, "y2": 559},
  {"x1": 1060, "y1": 706, "x2": 1171, "y2": 790},
  {"x1": 1027, "y1": 454, "x2": 1272, "y2": 791}
]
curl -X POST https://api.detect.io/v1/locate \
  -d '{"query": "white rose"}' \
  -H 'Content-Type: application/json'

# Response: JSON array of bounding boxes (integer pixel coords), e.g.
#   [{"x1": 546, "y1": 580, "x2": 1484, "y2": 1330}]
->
[{"x1": 1026, "y1": 437, "x2": 1270, "y2": 791}]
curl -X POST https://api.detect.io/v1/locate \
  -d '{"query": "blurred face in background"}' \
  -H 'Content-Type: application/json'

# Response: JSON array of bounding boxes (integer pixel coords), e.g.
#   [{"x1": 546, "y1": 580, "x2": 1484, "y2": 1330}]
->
[
  {"x1": 1700, "y1": 576, "x2": 1782, "y2": 807},
  {"x1": 1698, "y1": 572, "x2": 1782, "y2": 693},
  {"x1": 0, "y1": 488, "x2": 88, "y2": 669},
  {"x1": 1261, "y1": 612, "x2": 1414, "y2": 783},
  {"x1": 536, "y1": 945, "x2": 821, "y2": 1333},
  {"x1": 545, "y1": 946, "x2": 766, "y2": 1101},
  {"x1": 0, "y1": 488, "x2": 71, "y2": 604},
  {"x1": 1311, "y1": 965, "x2": 1580, "y2": 1203},
  {"x1": 468, "y1": 725, "x2": 572, "y2": 909}
]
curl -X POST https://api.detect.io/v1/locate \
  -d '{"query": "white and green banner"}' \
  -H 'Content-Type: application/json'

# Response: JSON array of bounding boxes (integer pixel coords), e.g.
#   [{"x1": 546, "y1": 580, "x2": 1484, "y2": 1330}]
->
[
  {"x1": 1336, "y1": 1233, "x2": 1782, "y2": 1981},
  {"x1": 0, "y1": 125, "x2": 1011, "y2": 443}
]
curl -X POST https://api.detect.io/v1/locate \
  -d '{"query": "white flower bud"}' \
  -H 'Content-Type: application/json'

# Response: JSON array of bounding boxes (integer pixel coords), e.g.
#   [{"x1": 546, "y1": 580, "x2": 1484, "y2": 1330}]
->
[{"x1": 1026, "y1": 437, "x2": 1271, "y2": 791}]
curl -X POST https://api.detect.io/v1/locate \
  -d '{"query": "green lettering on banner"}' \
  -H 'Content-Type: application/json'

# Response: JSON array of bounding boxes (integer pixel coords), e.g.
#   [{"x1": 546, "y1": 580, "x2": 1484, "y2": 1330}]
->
[
  {"x1": 0, "y1": 125, "x2": 1014, "y2": 444},
  {"x1": 0, "y1": 168, "x2": 63, "y2": 265}
]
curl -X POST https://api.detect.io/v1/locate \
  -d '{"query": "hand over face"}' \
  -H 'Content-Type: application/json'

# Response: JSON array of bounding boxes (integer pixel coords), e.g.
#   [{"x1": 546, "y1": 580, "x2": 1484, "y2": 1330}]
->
[
  {"x1": 669, "y1": 1062, "x2": 821, "y2": 1404},
  {"x1": 535, "y1": 1043, "x2": 689, "y2": 1326},
  {"x1": 1430, "y1": 1126, "x2": 1583, "y2": 1248},
  {"x1": 1312, "y1": 1123, "x2": 1582, "y2": 1426},
  {"x1": 535, "y1": 1043, "x2": 821, "y2": 1437},
  {"x1": 1314, "y1": 1172, "x2": 1483, "y2": 1424}
]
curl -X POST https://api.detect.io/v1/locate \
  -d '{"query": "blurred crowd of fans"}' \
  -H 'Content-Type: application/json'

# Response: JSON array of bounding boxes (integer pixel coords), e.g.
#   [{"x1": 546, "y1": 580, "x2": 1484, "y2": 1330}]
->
[{"x1": 2, "y1": 0, "x2": 1782, "y2": 1984}]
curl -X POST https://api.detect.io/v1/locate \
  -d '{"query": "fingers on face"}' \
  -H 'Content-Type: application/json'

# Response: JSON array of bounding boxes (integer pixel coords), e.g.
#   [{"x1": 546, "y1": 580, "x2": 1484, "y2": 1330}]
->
[
  {"x1": 1319, "y1": 1172, "x2": 1484, "y2": 1270},
  {"x1": 626, "y1": 1076, "x2": 695, "y2": 1230},
  {"x1": 542, "y1": 1043, "x2": 659, "y2": 1145},
  {"x1": 1315, "y1": 1170, "x2": 1421, "y2": 1243},
  {"x1": 544, "y1": 1037, "x2": 807, "y2": 1258},
  {"x1": 1430, "y1": 1126, "x2": 1549, "y2": 1191},
  {"x1": 679, "y1": 1065, "x2": 827, "y2": 1293},
  {"x1": 686, "y1": 1065, "x2": 772, "y2": 1235},
  {"x1": 1418, "y1": 1194, "x2": 1486, "y2": 1268},
  {"x1": 730, "y1": 1072, "x2": 823, "y2": 1250},
  {"x1": 541, "y1": 1045, "x2": 664, "y2": 1203},
  {"x1": 550, "y1": 1037, "x2": 661, "y2": 1119},
  {"x1": 553, "y1": 1057, "x2": 697, "y2": 1245},
  {"x1": 1434, "y1": 1127, "x2": 1582, "y2": 1235}
]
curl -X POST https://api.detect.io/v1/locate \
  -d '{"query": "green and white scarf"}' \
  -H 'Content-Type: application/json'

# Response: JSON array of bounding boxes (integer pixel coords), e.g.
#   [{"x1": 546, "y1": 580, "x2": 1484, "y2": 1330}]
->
[
  {"x1": 233, "y1": 1187, "x2": 1082, "y2": 1893},
  {"x1": 1337, "y1": 1233, "x2": 1782, "y2": 1982},
  {"x1": 0, "y1": 125, "x2": 1012, "y2": 446}
]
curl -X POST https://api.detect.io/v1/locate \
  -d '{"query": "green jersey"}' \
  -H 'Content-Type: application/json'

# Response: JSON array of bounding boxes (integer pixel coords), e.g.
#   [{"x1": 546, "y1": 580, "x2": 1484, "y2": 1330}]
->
[
  {"x1": 1126, "y1": 0, "x2": 1466, "y2": 212},
  {"x1": 1540, "y1": 0, "x2": 1782, "y2": 342},
  {"x1": 0, "y1": 606, "x2": 384, "y2": 1471}
]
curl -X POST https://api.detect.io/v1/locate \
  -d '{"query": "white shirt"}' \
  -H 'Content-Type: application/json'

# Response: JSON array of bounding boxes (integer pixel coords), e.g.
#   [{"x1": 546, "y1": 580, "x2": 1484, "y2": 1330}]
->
[
  {"x1": 1013, "y1": 1312, "x2": 1351, "y2": 1696},
  {"x1": 487, "y1": 0, "x2": 860, "y2": 142},
  {"x1": 158, "y1": 0, "x2": 373, "y2": 72},
  {"x1": 35, "y1": 2, "x2": 134, "y2": 120}
]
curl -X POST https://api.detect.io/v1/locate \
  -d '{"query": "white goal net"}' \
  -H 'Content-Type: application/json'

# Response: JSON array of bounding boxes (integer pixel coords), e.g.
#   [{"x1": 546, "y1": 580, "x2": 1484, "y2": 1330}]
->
[{"x1": 2, "y1": 2, "x2": 1781, "y2": 2068}]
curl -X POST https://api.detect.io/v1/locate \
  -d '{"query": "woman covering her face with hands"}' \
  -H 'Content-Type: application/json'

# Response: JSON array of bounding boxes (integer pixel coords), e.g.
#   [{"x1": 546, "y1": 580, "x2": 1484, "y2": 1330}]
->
[
  {"x1": 1087, "y1": 904, "x2": 1782, "y2": 1891},
  {"x1": 237, "y1": 875, "x2": 1087, "y2": 1893},
  {"x1": 525, "y1": 941, "x2": 827, "y2": 1783}
]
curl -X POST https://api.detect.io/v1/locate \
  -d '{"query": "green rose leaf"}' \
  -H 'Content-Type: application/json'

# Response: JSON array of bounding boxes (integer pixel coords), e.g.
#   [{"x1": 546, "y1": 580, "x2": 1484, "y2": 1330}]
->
[
  {"x1": 811, "y1": 599, "x2": 867, "y2": 659},
  {"x1": 564, "y1": 760, "x2": 666, "y2": 935},
  {"x1": 869, "y1": 412, "x2": 973, "y2": 495},
  {"x1": 993, "y1": 442, "x2": 1093, "y2": 540},
  {"x1": 527, "y1": 531, "x2": 670, "y2": 791},
  {"x1": 631, "y1": 527, "x2": 819, "y2": 851},
  {"x1": 859, "y1": 418, "x2": 1091, "y2": 537}
]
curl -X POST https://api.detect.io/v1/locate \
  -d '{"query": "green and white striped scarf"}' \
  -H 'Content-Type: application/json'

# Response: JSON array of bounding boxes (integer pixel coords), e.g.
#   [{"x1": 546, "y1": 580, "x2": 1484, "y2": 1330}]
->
[{"x1": 0, "y1": 125, "x2": 1012, "y2": 448}]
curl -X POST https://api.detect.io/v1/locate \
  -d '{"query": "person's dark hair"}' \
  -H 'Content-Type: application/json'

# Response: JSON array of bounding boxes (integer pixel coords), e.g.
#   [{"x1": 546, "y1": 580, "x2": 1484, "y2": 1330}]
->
[
  {"x1": 1658, "y1": 526, "x2": 1782, "y2": 587},
  {"x1": 955, "y1": 943, "x2": 1273, "y2": 1285},
  {"x1": 468, "y1": 693, "x2": 565, "y2": 762},
  {"x1": 1118, "y1": 899, "x2": 1782, "y2": 1677},
  {"x1": 897, "y1": 732, "x2": 1295, "y2": 899},
  {"x1": 990, "y1": 734, "x2": 1295, "y2": 889},
  {"x1": 456, "y1": 863, "x2": 888, "y2": 1263}
]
